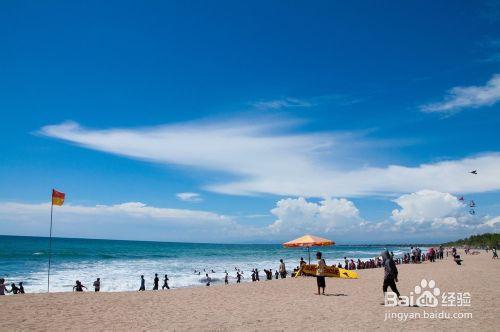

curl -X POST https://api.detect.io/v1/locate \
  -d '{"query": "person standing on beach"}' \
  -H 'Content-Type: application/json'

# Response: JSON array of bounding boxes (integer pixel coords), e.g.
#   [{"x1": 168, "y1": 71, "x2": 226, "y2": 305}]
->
[
  {"x1": 93, "y1": 278, "x2": 100, "y2": 292},
  {"x1": 279, "y1": 259, "x2": 286, "y2": 279},
  {"x1": 153, "y1": 273, "x2": 159, "y2": 290},
  {"x1": 493, "y1": 247, "x2": 498, "y2": 259},
  {"x1": 236, "y1": 271, "x2": 241, "y2": 283},
  {"x1": 381, "y1": 250, "x2": 400, "y2": 304},
  {"x1": 162, "y1": 274, "x2": 170, "y2": 289},
  {"x1": 18, "y1": 282, "x2": 25, "y2": 294},
  {"x1": 205, "y1": 273, "x2": 211, "y2": 286},
  {"x1": 224, "y1": 272, "x2": 229, "y2": 285},
  {"x1": 139, "y1": 275, "x2": 146, "y2": 291},
  {"x1": 0, "y1": 279, "x2": 10, "y2": 295},
  {"x1": 316, "y1": 252, "x2": 326, "y2": 295}
]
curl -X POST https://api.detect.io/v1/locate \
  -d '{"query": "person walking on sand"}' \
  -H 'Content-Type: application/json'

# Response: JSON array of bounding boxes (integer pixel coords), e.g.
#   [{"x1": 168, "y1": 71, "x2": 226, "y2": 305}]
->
[
  {"x1": 236, "y1": 271, "x2": 241, "y2": 283},
  {"x1": 153, "y1": 273, "x2": 159, "y2": 290},
  {"x1": 493, "y1": 247, "x2": 498, "y2": 259},
  {"x1": 224, "y1": 272, "x2": 229, "y2": 285},
  {"x1": 139, "y1": 275, "x2": 146, "y2": 291},
  {"x1": 381, "y1": 250, "x2": 400, "y2": 305},
  {"x1": 279, "y1": 259, "x2": 286, "y2": 279},
  {"x1": 316, "y1": 252, "x2": 327, "y2": 295},
  {"x1": 162, "y1": 274, "x2": 170, "y2": 289},
  {"x1": 93, "y1": 278, "x2": 101, "y2": 292}
]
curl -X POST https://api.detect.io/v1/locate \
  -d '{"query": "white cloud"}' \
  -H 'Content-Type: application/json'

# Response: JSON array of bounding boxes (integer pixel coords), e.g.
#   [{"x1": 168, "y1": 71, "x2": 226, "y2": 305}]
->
[
  {"x1": 252, "y1": 97, "x2": 313, "y2": 110},
  {"x1": 39, "y1": 120, "x2": 500, "y2": 198},
  {"x1": 1, "y1": 196, "x2": 498, "y2": 243},
  {"x1": 0, "y1": 201, "x2": 245, "y2": 242},
  {"x1": 268, "y1": 197, "x2": 363, "y2": 236},
  {"x1": 176, "y1": 192, "x2": 202, "y2": 202},
  {"x1": 478, "y1": 215, "x2": 500, "y2": 228},
  {"x1": 390, "y1": 190, "x2": 498, "y2": 233},
  {"x1": 391, "y1": 190, "x2": 464, "y2": 226},
  {"x1": 421, "y1": 74, "x2": 500, "y2": 114}
]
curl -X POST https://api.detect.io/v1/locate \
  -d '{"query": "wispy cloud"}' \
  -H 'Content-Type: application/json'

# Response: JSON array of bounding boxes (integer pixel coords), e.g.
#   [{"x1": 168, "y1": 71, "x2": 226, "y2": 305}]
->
[
  {"x1": 251, "y1": 94, "x2": 361, "y2": 111},
  {"x1": 0, "y1": 201, "x2": 241, "y2": 242},
  {"x1": 252, "y1": 97, "x2": 313, "y2": 110},
  {"x1": 39, "y1": 119, "x2": 500, "y2": 198},
  {"x1": 1, "y1": 195, "x2": 498, "y2": 243},
  {"x1": 176, "y1": 192, "x2": 203, "y2": 202},
  {"x1": 420, "y1": 74, "x2": 500, "y2": 114}
]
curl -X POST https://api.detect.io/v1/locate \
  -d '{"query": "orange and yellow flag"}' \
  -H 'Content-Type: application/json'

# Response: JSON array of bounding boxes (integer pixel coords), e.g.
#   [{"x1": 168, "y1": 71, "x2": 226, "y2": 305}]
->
[{"x1": 52, "y1": 189, "x2": 65, "y2": 206}]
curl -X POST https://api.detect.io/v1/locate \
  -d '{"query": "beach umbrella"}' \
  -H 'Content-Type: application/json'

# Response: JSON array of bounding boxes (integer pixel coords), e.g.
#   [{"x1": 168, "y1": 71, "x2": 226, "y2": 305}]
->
[{"x1": 283, "y1": 234, "x2": 335, "y2": 264}]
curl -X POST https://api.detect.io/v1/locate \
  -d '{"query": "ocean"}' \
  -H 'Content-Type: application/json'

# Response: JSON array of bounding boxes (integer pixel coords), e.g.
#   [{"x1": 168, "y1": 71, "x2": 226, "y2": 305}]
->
[{"x1": 1, "y1": 235, "x2": 412, "y2": 293}]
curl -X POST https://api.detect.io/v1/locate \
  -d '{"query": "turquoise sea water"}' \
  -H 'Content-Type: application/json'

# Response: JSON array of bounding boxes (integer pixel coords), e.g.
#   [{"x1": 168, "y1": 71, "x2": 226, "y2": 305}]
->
[{"x1": 0, "y1": 235, "x2": 411, "y2": 293}]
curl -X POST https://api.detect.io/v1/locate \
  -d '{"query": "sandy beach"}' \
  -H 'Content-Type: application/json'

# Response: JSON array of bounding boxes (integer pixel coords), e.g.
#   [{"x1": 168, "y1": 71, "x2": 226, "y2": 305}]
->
[{"x1": 1, "y1": 250, "x2": 498, "y2": 331}]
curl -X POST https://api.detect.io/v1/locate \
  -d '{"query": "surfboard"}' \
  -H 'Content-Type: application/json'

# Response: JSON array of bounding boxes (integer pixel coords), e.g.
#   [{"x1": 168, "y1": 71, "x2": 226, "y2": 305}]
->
[{"x1": 296, "y1": 264, "x2": 358, "y2": 279}]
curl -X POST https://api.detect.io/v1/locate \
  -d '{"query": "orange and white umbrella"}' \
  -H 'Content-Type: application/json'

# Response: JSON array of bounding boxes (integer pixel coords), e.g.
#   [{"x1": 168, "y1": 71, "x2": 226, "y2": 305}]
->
[{"x1": 283, "y1": 234, "x2": 335, "y2": 263}]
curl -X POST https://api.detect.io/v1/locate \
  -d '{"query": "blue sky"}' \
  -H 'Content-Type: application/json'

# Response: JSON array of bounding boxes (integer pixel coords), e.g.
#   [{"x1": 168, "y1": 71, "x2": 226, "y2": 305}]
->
[{"x1": 1, "y1": 1, "x2": 499, "y2": 243}]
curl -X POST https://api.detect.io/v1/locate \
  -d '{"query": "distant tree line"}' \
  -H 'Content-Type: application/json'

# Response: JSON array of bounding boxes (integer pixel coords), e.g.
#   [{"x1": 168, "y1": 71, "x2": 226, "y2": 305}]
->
[{"x1": 443, "y1": 233, "x2": 500, "y2": 248}]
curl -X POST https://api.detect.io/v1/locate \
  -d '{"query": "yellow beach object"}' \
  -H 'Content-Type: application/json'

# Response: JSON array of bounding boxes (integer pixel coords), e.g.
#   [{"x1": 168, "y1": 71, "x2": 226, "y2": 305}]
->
[{"x1": 296, "y1": 264, "x2": 358, "y2": 279}]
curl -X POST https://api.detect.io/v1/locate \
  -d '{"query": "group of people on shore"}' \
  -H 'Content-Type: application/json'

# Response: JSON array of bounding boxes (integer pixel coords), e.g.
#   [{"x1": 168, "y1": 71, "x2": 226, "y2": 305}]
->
[
  {"x1": 138, "y1": 274, "x2": 170, "y2": 291},
  {"x1": 0, "y1": 279, "x2": 24, "y2": 295},
  {"x1": 3, "y1": 245, "x2": 495, "y2": 295}
]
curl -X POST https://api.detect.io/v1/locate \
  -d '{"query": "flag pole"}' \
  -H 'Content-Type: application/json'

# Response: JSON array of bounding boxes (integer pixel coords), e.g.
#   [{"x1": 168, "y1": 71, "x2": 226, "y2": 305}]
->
[{"x1": 48, "y1": 199, "x2": 54, "y2": 293}]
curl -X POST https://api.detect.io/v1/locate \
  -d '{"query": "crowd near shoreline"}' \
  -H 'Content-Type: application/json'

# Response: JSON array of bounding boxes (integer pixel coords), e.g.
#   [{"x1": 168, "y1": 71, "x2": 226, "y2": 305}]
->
[{"x1": 1, "y1": 245, "x2": 498, "y2": 296}]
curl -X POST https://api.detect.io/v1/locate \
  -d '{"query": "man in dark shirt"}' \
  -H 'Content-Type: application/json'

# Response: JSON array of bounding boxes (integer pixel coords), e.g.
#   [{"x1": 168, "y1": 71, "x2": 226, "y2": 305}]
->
[
  {"x1": 381, "y1": 250, "x2": 400, "y2": 304},
  {"x1": 153, "y1": 273, "x2": 159, "y2": 290}
]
